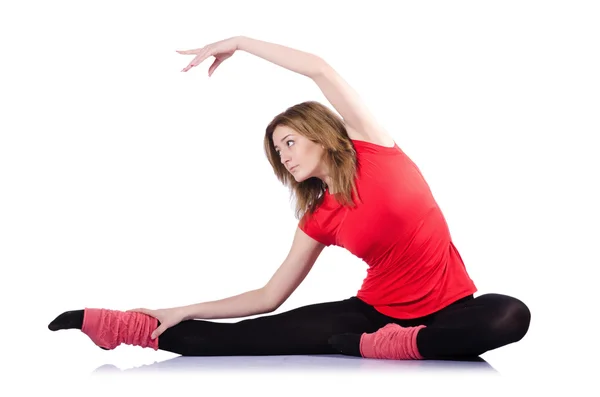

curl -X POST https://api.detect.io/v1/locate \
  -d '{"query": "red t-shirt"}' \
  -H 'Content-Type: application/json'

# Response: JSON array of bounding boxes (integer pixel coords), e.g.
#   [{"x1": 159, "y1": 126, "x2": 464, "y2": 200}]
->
[{"x1": 299, "y1": 139, "x2": 477, "y2": 319}]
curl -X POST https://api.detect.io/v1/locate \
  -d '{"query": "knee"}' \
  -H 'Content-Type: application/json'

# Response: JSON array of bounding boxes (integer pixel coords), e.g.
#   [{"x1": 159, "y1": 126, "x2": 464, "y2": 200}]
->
[{"x1": 491, "y1": 296, "x2": 531, "y2": 343}]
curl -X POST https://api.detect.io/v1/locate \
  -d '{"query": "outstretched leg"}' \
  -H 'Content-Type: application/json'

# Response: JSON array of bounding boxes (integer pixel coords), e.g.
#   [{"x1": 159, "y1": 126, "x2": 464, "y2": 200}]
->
[
  {"x1": 49, "y1": 308, "x2": 158, "y2": 350},
  {"x1": 48, "y1": 297, "x2": 379, "y2": 356}
]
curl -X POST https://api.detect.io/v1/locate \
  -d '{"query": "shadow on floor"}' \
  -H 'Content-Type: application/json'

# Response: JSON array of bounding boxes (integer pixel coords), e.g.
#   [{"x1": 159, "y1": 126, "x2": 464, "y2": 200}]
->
[{"x1": 91, "y1": 354, "x2": 499, "y2": 376}]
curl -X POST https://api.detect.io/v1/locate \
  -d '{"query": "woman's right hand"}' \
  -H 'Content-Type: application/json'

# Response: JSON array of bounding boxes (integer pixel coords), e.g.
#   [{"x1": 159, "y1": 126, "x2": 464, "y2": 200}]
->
[
  {"x1": 177, "y1": 36, "x2": 241, "y2": 77},
  {"x1": 126, "y1": 306, "x2": 187, "y2": 340}
]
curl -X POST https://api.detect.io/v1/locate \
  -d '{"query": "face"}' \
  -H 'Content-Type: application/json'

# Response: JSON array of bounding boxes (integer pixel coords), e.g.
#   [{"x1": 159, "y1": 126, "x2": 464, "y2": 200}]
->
[{"x1": 272, "y1": 125, "x2": 330, "y2": 185}]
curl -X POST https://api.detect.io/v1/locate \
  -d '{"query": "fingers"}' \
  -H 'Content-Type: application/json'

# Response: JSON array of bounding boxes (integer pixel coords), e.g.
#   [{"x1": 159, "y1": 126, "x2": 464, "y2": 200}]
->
[
  {"x1": 125, "y1": 308, "x2": 172, "y2": 339},
  {"x1": 128, "y1": 308, "x2": 163, "y2": 339},
  {"x1": 181, "y1": 55, "x2": 198, "y2": 72},
  {"x1": 208, "y1": 58, "x2": 223, "y2": 77},
  {"x1": 178, "y1": 48, "x2": 200, "y2": 72},
  {"x1": 126, "y1": 308, "x2": 152, "y2": 316},
  {"x1": 151, "y1": 324, "x2": 167, "y2": 340},
  {"x1": 180, "y1": 46, "x2": 214, "y2": 72},
  {"x1": 176, "y1": 49, "x2": 201, "y2": 54}
]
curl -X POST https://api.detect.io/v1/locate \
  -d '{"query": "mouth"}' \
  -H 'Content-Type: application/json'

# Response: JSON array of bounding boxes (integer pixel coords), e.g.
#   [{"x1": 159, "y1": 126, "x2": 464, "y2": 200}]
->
[{"x1": 290, "y1": 165, "x2": 298, "y2": 172}]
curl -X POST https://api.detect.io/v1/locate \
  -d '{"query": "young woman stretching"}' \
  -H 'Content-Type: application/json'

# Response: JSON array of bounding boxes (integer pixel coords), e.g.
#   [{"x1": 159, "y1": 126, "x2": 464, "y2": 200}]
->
[{"x1": 48, "y1": 36, "x2": 531, "y2": 360}]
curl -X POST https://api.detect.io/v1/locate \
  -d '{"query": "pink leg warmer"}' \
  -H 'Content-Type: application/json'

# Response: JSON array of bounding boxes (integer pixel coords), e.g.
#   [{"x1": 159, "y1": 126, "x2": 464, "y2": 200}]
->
[
  {"x1": 81, "y1": 308, "x2": 159, "y2": 350},
  {"x1": 359, "y1": 323, "x2": 426, "y2": 360}
]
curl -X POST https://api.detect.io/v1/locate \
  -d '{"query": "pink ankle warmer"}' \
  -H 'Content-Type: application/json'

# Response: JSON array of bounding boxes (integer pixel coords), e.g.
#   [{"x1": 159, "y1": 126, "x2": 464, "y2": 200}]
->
[
  {"x1": 359, "y1": 323, "x2": 426, "y2": 360},
  {"x1": 81, "y1": 308, "x2": 159, "y2": 350}
]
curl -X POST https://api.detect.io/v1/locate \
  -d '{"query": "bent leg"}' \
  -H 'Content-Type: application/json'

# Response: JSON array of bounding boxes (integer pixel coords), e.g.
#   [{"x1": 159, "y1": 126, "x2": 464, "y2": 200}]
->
[
  {"x1": 329, "y1": 293, "x2": 531, "y2": 360},
  {"x1": 159, "y1": 297, "x2": 377, "y2": 356},
  {"x1": 417, "y1": 293, "x2": 532, "y2": 358}
]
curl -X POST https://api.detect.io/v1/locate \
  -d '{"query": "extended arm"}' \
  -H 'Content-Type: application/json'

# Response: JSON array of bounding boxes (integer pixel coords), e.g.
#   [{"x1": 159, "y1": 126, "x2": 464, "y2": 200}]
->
[
  {"x1": 236, "y1": 36, "x2": 324, "y2": 78},
  {"x1": 179, "y1": 226, "x2": 324, "y2": 320},
  {"x1": 180, "y1": 288, "x2": 274, "y2": 320},
  {"x1": 237, "y1": 36, "x2": 391, "y2": 141}
]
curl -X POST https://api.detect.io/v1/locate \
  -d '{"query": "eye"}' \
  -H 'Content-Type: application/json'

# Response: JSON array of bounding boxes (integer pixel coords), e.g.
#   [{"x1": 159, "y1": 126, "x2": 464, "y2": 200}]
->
[{"x1": 276, "y1": 140, "x2": 294, "y2": 156}]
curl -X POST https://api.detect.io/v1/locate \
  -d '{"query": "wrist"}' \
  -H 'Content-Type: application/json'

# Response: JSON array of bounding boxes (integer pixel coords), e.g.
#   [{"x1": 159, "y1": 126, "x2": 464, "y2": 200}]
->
[
  {"x1": 178, "y1": 304, "x2": 195, "y2": 321},
  {"x1": 234, "y1": 35, "x2": 248, "y2": 51}
]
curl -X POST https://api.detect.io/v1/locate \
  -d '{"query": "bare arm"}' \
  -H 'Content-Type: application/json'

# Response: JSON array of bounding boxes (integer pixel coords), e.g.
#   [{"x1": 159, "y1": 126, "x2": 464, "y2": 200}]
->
[
  {"x1": 263, "y1": 226, "x2": 325, "y2": 309},
  {"x1": 236, "y1": 36, "x2": 394, "y2": 145},
  {"x1": 179, "y1": 288, "x2": 274, "y2": 320},
  {"x1": 179, "y1": 226, "x2": 324, "y2": 320},
  {"x1": 237, "y1": 36, "x2": 324, "y2": 78}
]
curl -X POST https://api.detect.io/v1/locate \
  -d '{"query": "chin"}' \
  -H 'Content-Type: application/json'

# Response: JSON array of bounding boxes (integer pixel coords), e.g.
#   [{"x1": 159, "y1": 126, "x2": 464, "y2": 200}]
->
[{"x1": 294, "y1": 174, "x2": 307, "y2": 182}]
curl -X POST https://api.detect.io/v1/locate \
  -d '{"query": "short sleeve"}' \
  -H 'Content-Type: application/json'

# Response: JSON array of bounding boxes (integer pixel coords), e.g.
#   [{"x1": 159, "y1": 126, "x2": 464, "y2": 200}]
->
[{"x1": 299, "y1": 212, "x2": 333, "y2": 247}]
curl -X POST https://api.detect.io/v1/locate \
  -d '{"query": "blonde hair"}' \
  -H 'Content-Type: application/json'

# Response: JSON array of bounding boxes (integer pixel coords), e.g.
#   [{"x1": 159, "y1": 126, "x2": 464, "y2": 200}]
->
[{"x1": 264, "y1": 101, "x2": 361, "y2": 221}]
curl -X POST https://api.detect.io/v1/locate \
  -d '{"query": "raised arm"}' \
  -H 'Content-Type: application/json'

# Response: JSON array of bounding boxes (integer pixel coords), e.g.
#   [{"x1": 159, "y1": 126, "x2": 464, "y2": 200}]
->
[
  {"x1": 236, "y1": 36, "x2": 324, "y2": 78},
  {"x1": 178, "y1": 36, "x2": 393, "y2": 145},
  {"x1": 236, "y1": 36, "x2": 394, "y2": 145}
]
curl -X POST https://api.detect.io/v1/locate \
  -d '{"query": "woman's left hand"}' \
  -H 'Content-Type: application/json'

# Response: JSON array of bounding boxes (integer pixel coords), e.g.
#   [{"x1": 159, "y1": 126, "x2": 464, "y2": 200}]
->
[{"x1": 177, "y1": 36, "x2": 241, "y2": 76}]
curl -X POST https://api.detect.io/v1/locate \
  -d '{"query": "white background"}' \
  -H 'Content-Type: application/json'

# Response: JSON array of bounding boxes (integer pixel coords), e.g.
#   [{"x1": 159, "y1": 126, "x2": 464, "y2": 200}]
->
[{"x1": 1, "y1": 0, "x2": 598, "y2": 395}]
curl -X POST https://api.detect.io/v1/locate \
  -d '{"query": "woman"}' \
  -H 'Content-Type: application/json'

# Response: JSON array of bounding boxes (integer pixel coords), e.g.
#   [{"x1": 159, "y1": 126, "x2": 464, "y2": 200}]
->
[{"x1": 48, "y1": 36, "x2": 531, "y2": 360}]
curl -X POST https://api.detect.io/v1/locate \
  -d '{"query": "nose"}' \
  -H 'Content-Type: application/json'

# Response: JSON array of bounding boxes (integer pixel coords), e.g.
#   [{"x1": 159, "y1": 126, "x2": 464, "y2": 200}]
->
[{"x1": 280, "y1": 153, "x2": 292, "y2": 166}]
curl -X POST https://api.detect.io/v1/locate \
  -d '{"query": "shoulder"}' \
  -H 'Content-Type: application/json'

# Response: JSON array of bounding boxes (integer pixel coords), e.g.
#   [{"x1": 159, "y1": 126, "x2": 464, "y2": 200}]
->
[{"x1": 344, "y1": 123, "x2": 396, "y2": 148}]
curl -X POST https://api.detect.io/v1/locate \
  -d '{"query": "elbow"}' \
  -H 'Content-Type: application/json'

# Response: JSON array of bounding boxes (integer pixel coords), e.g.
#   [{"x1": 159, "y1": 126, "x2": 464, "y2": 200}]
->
[
  {"x1": 309, "y1": 56, "x2": 330, "y2": 79},
  {"x1": 264, "y1": 303, "x2": 278, "y2": 313},
  {"x1": 260, "y1": 288, "x2": 281, "y2": 313}
]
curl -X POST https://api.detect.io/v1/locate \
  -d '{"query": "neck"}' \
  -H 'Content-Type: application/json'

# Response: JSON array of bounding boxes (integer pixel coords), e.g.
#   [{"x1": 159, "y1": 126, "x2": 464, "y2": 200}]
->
[{"x1": 323, "y1": 176, "x2": 335, "y2": 192}]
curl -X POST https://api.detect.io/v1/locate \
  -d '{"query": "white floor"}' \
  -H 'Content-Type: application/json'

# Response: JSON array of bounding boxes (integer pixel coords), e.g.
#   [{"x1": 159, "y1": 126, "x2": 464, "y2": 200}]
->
[
  {"x1": 90, "y1": 353, "x2": 500, "y2": 375},
  {"x1": 20, "y1": 327, "x2": 591, "y2": 397}
]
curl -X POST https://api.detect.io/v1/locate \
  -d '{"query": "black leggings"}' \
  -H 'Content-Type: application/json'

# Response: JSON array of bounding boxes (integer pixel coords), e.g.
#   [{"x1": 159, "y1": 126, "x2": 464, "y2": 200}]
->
[{"x1": 158, "y1": 293, "x2": 531, "y2": 359}]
